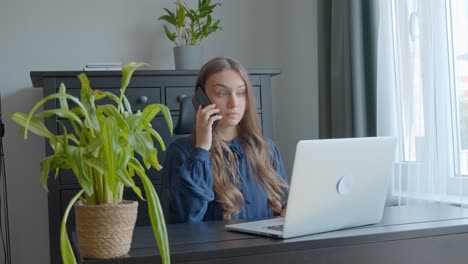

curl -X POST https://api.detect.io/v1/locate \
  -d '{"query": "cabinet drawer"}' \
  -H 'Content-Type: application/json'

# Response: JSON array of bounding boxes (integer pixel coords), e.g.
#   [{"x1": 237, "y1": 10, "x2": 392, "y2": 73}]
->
[
  {"x1": 65, "y1": 87, "x2": 161, "y2": 111},
  {"x1": 165, "y1": 87, "x2": 195, "y2": 110},
  {"x1": 165, "y1": 86, "x2": 262, "y2": 111}
]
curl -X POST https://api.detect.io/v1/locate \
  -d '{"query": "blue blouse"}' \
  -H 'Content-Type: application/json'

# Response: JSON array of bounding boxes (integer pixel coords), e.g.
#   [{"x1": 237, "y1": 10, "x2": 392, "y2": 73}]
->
[{"x1": 165, "y1": 135, "x2": 288, "y2": 223}]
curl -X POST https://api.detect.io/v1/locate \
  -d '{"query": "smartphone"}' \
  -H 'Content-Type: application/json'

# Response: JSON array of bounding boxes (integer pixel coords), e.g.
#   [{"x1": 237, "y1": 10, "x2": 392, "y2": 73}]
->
[
  {"x1": 192, "y1": 86, "x2": 218, "y2": 128},
  {"x1": 192, "y1": 86, "x2": 212, "y2": 110}
]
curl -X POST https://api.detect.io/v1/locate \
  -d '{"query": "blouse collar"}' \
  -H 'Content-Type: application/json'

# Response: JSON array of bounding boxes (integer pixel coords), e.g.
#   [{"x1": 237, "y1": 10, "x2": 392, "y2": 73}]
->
[{"x1": 224, "y1": 137, "x2": 244, "y2": 159}]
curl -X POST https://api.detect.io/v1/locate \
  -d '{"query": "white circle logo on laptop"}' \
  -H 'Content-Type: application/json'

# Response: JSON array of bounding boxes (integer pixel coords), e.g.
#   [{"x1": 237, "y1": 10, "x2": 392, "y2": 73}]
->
[{"x1": 337, "y1": 175, "x2": 353, "y2": 195}]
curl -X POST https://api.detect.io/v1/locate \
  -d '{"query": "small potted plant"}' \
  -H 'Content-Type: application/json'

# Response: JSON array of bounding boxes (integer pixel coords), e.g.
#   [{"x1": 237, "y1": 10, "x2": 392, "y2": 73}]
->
[
  {"x1": 9, "y1": 62, "x2": 172, "y2": 264},
  {"x1": 158, "y1": 0, "x2": 222, "y2": 70}
]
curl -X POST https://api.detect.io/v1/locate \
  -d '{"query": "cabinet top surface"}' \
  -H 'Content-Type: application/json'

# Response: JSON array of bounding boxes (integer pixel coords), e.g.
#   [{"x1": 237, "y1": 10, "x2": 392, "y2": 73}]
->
[{"x1": 30, "y1": 69, "x2": 281, "y2": 88}]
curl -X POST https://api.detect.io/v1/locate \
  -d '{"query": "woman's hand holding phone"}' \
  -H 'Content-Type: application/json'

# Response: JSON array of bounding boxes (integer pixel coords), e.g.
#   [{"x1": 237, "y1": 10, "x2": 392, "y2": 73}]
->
[
  {"x1": 195, "y1": 104, "x2": 222, "y2": 150},
  {"x1": 192, "y1": 87, "x2": 222, "y2": 150}
]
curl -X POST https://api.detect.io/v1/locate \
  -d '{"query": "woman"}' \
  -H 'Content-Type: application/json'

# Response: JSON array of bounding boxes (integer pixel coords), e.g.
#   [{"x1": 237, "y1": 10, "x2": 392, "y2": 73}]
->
[{"x1": 165, "y1": 57, "x2": 288, "y2": 223}]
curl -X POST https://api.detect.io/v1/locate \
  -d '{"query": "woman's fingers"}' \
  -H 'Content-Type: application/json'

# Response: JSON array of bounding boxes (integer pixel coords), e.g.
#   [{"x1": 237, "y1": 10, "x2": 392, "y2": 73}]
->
[
  {"x1": 194, "y1": 104, "x2": 221, "y2": 150},
  {"x1": 208, "y1": 114, "x2": 223, "y2": 126},
  {"x1": 280, "y1": 206, "x2": 287, "y2": 217},
  {"x1": 199, "y1": 104, "x2": 220, "y2": 124}
]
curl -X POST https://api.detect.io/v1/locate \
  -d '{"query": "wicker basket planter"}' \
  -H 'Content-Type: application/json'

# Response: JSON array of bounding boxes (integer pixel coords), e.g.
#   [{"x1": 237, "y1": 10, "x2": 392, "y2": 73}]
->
[{"x1": 75, "y1": 200, "x2": 138, "y2": 259}]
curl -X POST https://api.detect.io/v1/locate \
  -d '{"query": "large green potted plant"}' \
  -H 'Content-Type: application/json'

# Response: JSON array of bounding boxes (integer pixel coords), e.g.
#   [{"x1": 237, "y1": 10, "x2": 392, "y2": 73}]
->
[
  {"x1": 9, "y1": 62, "x2": 172, "y2": 264},
  {"x1": 158, "y1": 0, "x2": 221, "y2": 70}
]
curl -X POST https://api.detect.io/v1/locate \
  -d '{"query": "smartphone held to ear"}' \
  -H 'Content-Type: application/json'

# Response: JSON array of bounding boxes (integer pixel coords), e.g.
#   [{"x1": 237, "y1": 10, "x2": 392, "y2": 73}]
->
[
  {"x1": 192, "y1": 86, "x2": 212, "y2": 110},
  {"x1": 192, "y1": 87, "x2": 219, "y2": 129}
]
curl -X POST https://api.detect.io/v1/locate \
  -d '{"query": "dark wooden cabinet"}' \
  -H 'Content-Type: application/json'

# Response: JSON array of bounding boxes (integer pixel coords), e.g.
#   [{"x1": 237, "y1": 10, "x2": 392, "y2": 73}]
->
[{"x1": 30, "y1": 69, "x2": 280, "y2": 264}]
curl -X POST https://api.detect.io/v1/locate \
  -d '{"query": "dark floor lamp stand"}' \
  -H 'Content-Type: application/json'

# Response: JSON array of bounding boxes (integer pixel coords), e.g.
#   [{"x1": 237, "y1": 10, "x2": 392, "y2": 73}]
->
[{"x1": 0, "y1": 97, "x2": 11, "y2": 264}]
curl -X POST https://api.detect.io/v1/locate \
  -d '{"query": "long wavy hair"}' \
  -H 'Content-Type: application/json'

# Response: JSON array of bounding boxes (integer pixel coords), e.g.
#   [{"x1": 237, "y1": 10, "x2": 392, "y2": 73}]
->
[{"x1": 193, "y1": 57, "x2": 288, "y2": 219}]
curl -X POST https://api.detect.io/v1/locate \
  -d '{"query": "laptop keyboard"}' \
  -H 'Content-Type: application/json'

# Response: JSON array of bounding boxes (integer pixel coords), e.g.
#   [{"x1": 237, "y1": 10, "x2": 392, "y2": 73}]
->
[{"x1": 263, "y1": 224, "x2": 284, "y2": 231}]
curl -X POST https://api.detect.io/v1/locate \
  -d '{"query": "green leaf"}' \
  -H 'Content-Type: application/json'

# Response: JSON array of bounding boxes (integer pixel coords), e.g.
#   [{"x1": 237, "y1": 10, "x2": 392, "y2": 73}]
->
[
  {"x1": 145, "y1": 123, "x2": 166, "y2": 152},
  {"x1": 116, "y1": 146, "x2": 131, "y2": 171},
  {"x1": 159, "y1": 8, "x2": 177, "y2": 25},
  {"x1": 127, "y1": 132, "x2": 153, "y2": 169},
  {"x1": 176, "y1": 2, "x2": 186, "y2": 28},
  {"x1": 68, "y1": 146, "x2": 93, "y2": 196},
  {"x1": 97, "y1": 104, "x2": 130, "y2": 132},
  {"x1": 163, "y1": 25, "x2": 177, "y2": 42},
  {"x1": 34, "y1": 109, "x2": 83, "y2": 127},
  {"x1": 163, "y1": 8, "x2": 175, "y2": 17},
  {"x1": 100, "y1": 116, "x2": 119, "y2": 197},
  {"x1": 115, "y1": 170, "x2": 135, "y2": 188},
  {"x1": 39, "y1": 156, "x2": 53, "y2": 192},
  {"x1": 60, "y1": 189, "x2": 84, "y2": 264},
  {"x1": 86, "y1": 137, "x2": 101, "y2": 158},
  {"x1": 44, "y1": 148, "x2": 71, "y2": 186},
  {"x1": 63, "y1": 95, "x2": 96, "y2": 138},
  {"x1": 122, "y1": 95, "x2": 133, "y2": 113},
  {"x1": 206, "y1": 15, "x2": 212, "y2": 28},
  {"x1": 212, "y1": 19, "x2": 221, "y2": 29},
  {"x1": 136, "y1": 104, "x2": 162, "y2": 131},
  {"x1": 77, "y1": 74, "x2": 92, "y2": 102},
  {"x1": 158, "y1": 104, "x2": 174, "y2": 135},
  {"x1": 126, "y1": 114, "x2": 141, "y2": 130},
  {"x1": 158, "y1": 15, "x2": 176, "y2": 26},
  {"x1": 184, "y1": 8, "x2": 197, "y2": 22},
  {"x1": 120, "y1": 62, "x2": 149, "y2": 109},
  {"x1": 53, "y1": 133, "x2": 79, "y2": 147},
  {"x1": 198, "y1": 9, "x2": 211, "y2": 18},
  {"x1": 128, "y1": 130, "x2": 151, "y2": 149},
  {"x1": 67, "y1": 119, "x2": 82, "y2": 140},
  {"x1": 9, "y1": 112, "x2": 55, "y2": 139},
  {"x1": 77, "y1": 74, "x2": 100, "y2": 132},
  {"x1": 119, "y1": 168, "x2": 144, "y2": 200},
  {"x1": 132, "y1": 104, "x2": 172, "y2": 145},
  {"x1": 199, "y1": 3, "x2": 219, "y2": 17},
  {"x1": 58, "y1": 83, "x2": 69, "y2": 110},
  {"x1": 188, "y1": 28, "x2": 197, "y2": 42},
  {"x1": 84, "y1": 157, "x2": 104, "y2": 175},
  {"x1": 94, "y1": 90, "x2": 120, "y2": 105},
  {"x1": 132, "y1": 161, "x2": 170, "y2": 264},
  {"x1": 131, "y1": 185, "x2": 144, "y2": 200},
  {"x1": 205, "y1": 19, "x2": 221, "y2": 36}
]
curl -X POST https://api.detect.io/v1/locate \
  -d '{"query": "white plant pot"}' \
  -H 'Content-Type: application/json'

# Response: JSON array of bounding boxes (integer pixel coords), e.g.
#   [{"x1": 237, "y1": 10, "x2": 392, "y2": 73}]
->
[{"x1": 173, "y1": 45, "x2": 203, "y2": 70}]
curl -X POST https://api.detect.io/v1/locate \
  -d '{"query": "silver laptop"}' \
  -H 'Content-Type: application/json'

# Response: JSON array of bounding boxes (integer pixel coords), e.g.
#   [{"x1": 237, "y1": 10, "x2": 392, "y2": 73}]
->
[{"x1": 225, "y1": 137, "x2": 397, "y2": 238}]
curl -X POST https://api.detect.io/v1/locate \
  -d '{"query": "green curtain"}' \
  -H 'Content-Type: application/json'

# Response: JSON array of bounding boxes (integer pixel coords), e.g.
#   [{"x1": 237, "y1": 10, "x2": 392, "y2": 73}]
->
[{"x1": 317, "y1": 0, "x2": 379, "y2": 138}]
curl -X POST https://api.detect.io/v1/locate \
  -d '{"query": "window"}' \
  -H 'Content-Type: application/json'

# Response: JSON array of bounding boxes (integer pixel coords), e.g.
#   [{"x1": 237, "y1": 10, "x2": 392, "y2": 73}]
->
[
  {"x1": 387, "y1": 0, "x2": 468, "y2": 205},
  {"x1": 452, "y1": 0, "x2": 468, "y2": 175}
]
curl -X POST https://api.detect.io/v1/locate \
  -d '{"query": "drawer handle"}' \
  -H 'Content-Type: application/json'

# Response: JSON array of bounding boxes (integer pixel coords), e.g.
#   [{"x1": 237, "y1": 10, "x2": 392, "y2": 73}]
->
[
  {"x1": 177, "y1": 94, "x2": 188, "y2": 102},
  {"x1": 137, "y1": 96, "x2": 148, "y2": 104}
]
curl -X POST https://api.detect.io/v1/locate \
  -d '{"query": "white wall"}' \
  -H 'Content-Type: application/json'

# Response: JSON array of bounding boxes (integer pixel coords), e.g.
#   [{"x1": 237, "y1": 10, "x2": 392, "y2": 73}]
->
[{"x1": 1, "y1": 0, "x2": 318, "y2": 263}]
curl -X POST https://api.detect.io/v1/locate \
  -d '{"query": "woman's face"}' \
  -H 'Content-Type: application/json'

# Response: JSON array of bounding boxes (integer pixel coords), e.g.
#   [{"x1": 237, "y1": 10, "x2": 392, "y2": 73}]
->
[{"x1": 205, "y1": 70, "x2": 247, "y2": 129}]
